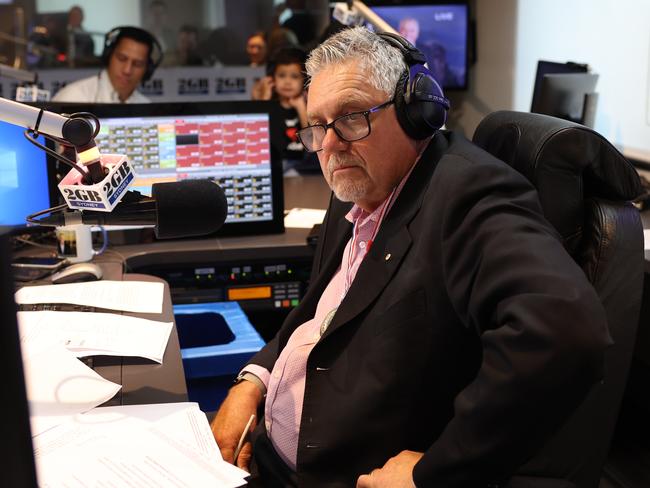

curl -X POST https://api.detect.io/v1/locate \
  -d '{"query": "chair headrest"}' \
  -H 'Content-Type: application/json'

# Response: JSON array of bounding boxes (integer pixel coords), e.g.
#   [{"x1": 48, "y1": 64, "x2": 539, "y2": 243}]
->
[{"x1": 472, "y1": 111, "x2": 642, "y2": 252}]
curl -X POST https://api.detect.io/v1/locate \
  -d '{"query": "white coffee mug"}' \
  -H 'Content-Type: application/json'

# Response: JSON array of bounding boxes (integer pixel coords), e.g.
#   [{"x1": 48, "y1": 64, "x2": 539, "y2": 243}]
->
[{"x1": 55, "y1": 225, "x2": 108, "y2": 263}]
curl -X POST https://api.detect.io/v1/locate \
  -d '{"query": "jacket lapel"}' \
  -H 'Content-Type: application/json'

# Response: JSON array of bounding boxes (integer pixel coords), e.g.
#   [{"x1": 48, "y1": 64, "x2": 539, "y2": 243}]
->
[{"x1": 320, "y1": 134, "x2": 447, "y2": 339}]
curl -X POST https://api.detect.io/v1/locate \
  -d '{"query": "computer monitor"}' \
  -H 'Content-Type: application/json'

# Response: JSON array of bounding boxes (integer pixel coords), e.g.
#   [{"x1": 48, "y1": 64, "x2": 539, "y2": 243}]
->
[
  {"x1": 0, "y1": 121, "x2": 56, "y2": 229},
  {"x1": 368, "y1": 1, "x2": 469, "y2": 90},
  {"x1": 530, "y1": 60, "x2": 589, "y2": 113},
  {"x1": 0, "y1": 227, "x2": 38, "y2": 487},
  {"x1": 531, "y1": 73, "x2": 599, "y2": 127},
  {"x1": 44, "y1": 101, "x2": 285, "y2": 237}
]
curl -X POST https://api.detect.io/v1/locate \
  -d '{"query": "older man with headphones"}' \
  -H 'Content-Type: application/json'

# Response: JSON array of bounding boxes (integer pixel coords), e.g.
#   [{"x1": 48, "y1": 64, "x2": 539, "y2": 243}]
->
[
  {"x1": 211, "y1": 26, "x2": 609, "y2": 488},
  {"x1": 53, "y1": 26, "x2": 162, "y2": 103}
]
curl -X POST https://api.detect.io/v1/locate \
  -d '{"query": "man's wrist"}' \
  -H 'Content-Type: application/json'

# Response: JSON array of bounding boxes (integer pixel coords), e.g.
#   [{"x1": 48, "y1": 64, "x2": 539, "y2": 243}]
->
[{"x1": 233, "y1": 371, "x2": 267, "y2": 398}]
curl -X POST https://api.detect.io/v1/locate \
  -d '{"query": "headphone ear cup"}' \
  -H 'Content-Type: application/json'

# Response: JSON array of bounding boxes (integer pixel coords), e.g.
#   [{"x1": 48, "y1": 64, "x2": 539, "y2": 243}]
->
[
  {"x1": 393, "y1": 70, "x2": 420, "y2": 139},
  {"x1": 404, "y1": 72, "x2": 447, "y2": 139}
]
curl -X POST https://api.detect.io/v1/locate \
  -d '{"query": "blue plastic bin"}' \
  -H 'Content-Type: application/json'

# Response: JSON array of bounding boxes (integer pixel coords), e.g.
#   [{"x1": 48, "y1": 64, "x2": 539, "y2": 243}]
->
[{"x1": 173, "y1": 301, "x2": 265, "y2": 412}]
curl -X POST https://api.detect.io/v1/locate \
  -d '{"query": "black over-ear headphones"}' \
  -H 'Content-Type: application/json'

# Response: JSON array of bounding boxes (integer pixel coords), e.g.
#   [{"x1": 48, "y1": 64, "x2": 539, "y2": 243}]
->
[
  {"x1": 101, "y1": 26, "x2": 164, "y2": 82},
  {"x1": 376, "y1": 32, "x2": 450, "y2": 140}
]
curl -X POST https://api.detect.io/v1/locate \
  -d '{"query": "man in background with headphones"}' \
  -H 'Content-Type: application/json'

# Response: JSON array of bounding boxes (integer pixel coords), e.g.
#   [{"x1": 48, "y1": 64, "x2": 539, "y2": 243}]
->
[
  {"x1": 211, "y1": 26, "x2": 608, "y2": 487},
  {"x1": 53, "y1": 26, "x2": 161, "y2": 103}
]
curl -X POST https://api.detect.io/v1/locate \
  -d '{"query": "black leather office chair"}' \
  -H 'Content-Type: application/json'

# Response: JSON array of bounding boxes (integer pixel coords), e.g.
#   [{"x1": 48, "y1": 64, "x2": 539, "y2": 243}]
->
[{"x1": 472, "y1": 110, "x2": 644, "y2": 488}]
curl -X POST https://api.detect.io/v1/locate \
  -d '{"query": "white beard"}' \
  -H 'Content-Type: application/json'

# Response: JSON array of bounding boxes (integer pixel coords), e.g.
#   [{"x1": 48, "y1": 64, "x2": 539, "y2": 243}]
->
[{"x1": 326, "y1": 154, "x2": 371, "y2": 203}]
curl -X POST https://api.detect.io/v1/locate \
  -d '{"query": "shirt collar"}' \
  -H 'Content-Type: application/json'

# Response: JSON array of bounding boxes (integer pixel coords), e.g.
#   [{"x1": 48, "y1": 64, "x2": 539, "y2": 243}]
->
[{"x1": 98, "y1": 69, "x2": 141, "y2": 103}]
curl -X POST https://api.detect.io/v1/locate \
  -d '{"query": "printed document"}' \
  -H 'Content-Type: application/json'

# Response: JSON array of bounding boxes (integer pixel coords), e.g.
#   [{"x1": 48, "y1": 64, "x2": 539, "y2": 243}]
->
[
  {"x1": 33, "y1": 402, "x2": 249, "y2": 487},
  {"x1": 18, "y1": 310, "x2": 172, "y2": 363},
  {"x1": 22, "y1": 342, "x2": 121, "y2": 436},
  {"x1": 15, "y1": 280, "x2": 164, "y2": 313}
]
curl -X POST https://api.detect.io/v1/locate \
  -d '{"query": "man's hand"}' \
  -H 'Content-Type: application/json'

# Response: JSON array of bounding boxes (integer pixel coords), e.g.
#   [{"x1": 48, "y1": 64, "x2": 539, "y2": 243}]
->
[
  {"x1": 210, "y1": 380, "x2": 263, "y2": 471},
  {"x1": 356, "y1": 450, "x2": 423, "y2": 488}
]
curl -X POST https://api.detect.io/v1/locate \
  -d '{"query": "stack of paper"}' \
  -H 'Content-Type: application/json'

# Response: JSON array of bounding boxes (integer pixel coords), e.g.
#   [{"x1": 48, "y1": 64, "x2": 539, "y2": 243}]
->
[
  {"x1": 33, "y1": 403, "x2": 249, "y2": 487},
  {"x1": 18, "y1": 311, "x2": 173, "y2": 363},
  {"x1": 21, "y1": 342, "x2": 122, "y2": 437},
  {"x1": 15, "y1": 280, "x2": 165, "y2": 313}
]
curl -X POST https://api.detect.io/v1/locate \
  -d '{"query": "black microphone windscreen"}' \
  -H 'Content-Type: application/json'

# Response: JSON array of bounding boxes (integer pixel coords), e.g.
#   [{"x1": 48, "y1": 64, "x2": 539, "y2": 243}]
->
[{"x1": 152, "y1": 180, "x2": 228, "y2": 239}]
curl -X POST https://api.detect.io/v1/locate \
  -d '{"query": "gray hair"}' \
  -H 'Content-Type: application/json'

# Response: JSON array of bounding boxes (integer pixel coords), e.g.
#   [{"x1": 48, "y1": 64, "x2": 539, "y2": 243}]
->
[{"x1": 305, "y1": 26, "x2": 407, "y2": 97}]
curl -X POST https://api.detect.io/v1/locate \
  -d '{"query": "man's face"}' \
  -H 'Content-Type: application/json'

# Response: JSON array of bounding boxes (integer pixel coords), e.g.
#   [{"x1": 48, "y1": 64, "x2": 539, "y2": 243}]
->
[
  {"x1": 307, "y1": 61, "x2": 420, "y2": 211},
  {"x1": 68, "y1": 7, "x2": 83, "y2": 28},
  {"x1": 247, "y1": 35, "x2": 266, "y2": 65},
  {"x1": 399, "y1": 19, "x2": 419, "y2": 45},
  {"x1": 107, "y1": 38, "x2": 149, "y2": 101}
]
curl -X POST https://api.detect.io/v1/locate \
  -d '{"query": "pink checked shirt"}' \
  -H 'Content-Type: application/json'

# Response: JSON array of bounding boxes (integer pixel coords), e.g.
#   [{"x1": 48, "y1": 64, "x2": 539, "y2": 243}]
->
[{"x1": 244, "y1": 168, "x2": 413, "y2": 470}]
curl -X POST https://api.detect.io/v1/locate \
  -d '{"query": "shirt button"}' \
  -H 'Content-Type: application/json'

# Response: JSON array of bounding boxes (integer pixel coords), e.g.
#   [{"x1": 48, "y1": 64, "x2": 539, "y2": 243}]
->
[
  {"x1": 273, "y1": 370, "x2": 280, "y2": 379},
  {"x1": 359, "y1": 241, "x2": 366, "y2": 249},
  {"x1": 265, "y1": 420, "x2": 271, "y2": 430}
]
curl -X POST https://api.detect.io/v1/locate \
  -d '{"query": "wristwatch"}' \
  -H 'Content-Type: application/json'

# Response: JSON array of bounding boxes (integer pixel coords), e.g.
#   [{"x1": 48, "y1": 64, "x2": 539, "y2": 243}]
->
[{"x1": 233, "y1": 371, "x2": 267, "y2": 397}]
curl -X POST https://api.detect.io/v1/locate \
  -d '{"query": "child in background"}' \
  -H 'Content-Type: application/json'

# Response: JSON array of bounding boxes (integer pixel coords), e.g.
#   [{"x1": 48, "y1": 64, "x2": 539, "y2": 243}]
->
[{"x1": 253, "y1": 47, "x2": 316, "y2": 173}]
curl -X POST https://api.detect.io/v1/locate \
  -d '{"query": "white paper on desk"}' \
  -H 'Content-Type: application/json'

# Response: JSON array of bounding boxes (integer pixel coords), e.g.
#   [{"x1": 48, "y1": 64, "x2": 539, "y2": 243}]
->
[
  {"x1": 21, "y1": 343, "x2": 122, "y2": 437},
  {"x1": 18, "y1": 310, "x2": 173, "y2": 363},
  {"x1": 15, "y1": 280, "x2": 164, "y2": 314},
  {"x1": 33, "y1": 403, "x2": 248, "y2": 488},
  {"x1": 284, "y1": 207, "x2": 327, "y2": 228},
  {"x1": 76, "y1": 403, "x2": 248, "y2": 480}
]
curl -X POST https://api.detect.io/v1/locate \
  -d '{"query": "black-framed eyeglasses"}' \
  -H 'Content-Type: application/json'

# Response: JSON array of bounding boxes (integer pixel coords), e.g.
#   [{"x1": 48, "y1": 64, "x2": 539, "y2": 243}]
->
[{"x1": 297, "y1": 100, "x2": 394, "y2": 153}]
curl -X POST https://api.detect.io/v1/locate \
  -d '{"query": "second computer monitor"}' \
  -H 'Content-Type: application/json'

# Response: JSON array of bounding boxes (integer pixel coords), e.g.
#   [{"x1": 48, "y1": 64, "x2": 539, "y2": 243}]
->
[
  {"x1": 45, "y1": 101, "x2": 284, "y2": 237},
  {"x1": 532, "y1": 73, "x2": 599, "y2": 127}
]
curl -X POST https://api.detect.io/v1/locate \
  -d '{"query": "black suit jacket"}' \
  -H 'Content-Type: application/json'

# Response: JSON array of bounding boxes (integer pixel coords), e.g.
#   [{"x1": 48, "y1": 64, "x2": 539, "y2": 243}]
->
[{"x1": 248, "y1": 131, "x2": 610, "y2": 487}]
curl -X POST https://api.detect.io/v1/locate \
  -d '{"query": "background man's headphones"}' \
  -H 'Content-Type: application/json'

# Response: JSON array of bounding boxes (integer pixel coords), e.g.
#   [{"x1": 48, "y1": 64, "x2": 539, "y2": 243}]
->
[
  {"x1": 101, "y1": 26, "x2": 164, "y2": 82},
  {"x1": 376, "y1": 32, "x2": 451, "y2": 140}
]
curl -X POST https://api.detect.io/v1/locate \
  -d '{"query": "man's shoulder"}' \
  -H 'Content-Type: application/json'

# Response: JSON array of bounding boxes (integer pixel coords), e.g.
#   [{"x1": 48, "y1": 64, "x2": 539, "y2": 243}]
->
[
  {"x1": 52, "y1": 74, "x2": 99, "y2": 102},
  {"x1": 127, "y1": 91, "x2": 150, "y2": 103}
]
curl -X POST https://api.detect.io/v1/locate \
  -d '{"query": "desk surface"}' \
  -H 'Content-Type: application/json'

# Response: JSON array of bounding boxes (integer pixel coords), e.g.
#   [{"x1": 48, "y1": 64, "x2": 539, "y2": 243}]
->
[
  {"x1": 16, "y1": 264, "x2": 188, "y2": 406},
  {"x1": 92, "y1": 270, "x2": 188, "y2": 406}
]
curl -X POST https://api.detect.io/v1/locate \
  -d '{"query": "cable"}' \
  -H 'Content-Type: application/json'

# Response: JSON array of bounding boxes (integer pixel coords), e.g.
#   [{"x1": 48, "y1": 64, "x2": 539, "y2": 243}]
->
[
  {"x1": 22, "y1": 111, "x2": 101, "y2": 177},
  {"x1": 13, "y1": 236, "x2": 57, "y2": 250},
  {"x1": 23, "y1": 129, "x2": 88, "y2": 175},
  {"x1": 26, "y1": 203, "x2": 69, "y2": 226}
]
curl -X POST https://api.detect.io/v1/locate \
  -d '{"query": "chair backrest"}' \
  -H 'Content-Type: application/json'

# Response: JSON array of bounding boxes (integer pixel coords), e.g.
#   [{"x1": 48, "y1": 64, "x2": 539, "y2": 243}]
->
[{"x1": 472, "y1": 110, "x2": 644, "y2": 488}]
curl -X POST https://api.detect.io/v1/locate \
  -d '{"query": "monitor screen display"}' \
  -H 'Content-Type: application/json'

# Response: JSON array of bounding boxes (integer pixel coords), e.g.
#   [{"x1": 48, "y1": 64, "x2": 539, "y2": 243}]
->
[
  {"x1": 0, "y1": 122, "x2": 53, "y2": 228},
  {"x1": 44, "y1": 101, "x2": 285, "y2": 237},
  {"x1": 368, "y1": 1, "x2": 469, "y2": 90}
]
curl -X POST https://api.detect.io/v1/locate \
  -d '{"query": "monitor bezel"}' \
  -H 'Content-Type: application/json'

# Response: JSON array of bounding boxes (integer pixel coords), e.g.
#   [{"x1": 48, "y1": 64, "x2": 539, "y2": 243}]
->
[
  {"x1": 365, "y1": 0, "x2": 470, "y2": 91},
  {"x1": 41, "y1": 101, "x2": 285, "y2": 239}
]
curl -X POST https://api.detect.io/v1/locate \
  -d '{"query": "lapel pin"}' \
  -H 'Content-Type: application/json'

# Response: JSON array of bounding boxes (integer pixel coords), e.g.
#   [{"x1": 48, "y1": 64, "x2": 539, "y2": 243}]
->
[{"x1": 385, "y1": 253, "x2": 392, "y2": 261}]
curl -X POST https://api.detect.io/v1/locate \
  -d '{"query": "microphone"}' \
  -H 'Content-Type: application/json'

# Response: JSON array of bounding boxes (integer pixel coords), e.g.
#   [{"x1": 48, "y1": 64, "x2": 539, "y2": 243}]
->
[{"x1": 38, "y1": 179, "x2": 229, "y2": 239}]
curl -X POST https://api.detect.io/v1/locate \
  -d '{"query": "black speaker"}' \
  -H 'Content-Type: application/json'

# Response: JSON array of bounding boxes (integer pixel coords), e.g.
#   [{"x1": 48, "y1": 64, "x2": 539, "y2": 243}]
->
[
  {"x1": 101, "y1": 26, "x2": 163, "y2": 82},
  {"x1": 377, "y1": 32, "x2": 450, "y2": 140}
]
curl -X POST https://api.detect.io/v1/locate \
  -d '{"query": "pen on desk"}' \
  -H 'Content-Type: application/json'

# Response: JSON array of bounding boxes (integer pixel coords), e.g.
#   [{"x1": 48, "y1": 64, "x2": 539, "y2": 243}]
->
[{"x1": 233, "y1": 414, "x2": 256, "y2": 463}]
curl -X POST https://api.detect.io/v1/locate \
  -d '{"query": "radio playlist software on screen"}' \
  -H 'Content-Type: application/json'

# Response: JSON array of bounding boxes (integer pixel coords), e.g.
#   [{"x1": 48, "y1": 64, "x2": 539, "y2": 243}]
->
[{"x1": 94, "y1": 113, "x2": 274, "y2": 224}]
